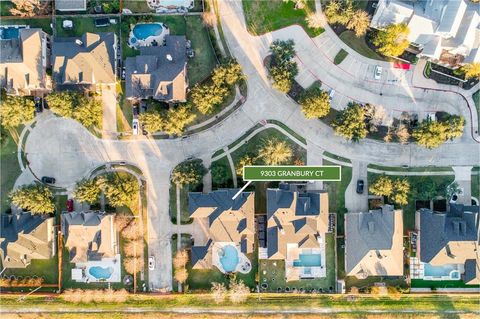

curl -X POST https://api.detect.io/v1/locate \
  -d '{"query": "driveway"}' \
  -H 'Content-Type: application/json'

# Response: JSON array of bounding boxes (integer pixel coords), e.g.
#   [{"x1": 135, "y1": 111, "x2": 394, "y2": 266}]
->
[
  {"x1": 345, "y1": 161, "x2": 369, "y2": 213},
  {"x1": 101, "y1": 88, "x2": 118, "y2": 139}
]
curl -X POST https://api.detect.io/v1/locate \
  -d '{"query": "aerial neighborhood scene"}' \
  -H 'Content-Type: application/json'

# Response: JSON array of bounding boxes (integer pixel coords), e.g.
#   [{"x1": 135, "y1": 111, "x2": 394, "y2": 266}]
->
[{"x1": 0, "y1": 0, "x2": 479, "y2": 318}]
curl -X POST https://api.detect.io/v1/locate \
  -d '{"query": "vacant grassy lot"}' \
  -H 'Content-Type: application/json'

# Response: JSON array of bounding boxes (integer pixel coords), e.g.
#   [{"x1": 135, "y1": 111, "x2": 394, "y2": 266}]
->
[
  {"x1": 1, "y1": 127, "x2": 23, "y2": 213},
  {"x1": 334, "y1": 49, "x2": 348, "y2": 65},
  {"x1": 259, "y1": 233, "x2": 336, "y2": 292},
  {"x1": 339, "y1": 31, "x2": 385, "y2": 61},
  {"x1": 242, "y1": 0, "x2": 323, "y2": 37},
  {"x1": 0, "y1": 17, "x2": 52, "y2": 34},
  {"x1": 56, "y1": 16, "x2": 120, "y2": 37}
]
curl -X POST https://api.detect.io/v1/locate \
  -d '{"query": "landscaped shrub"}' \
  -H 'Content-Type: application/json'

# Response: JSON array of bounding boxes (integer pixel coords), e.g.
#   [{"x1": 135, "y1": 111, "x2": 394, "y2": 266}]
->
[{"x1": 268, "y1": 40, "x2": 298, "y2": 93}]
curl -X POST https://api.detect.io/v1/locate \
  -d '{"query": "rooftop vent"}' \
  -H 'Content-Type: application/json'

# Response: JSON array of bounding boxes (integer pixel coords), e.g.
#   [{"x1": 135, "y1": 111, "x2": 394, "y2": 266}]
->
[
  {"x1": 75, "y1": 39, "x2": 83, "y2": 46},
  {"x1": 166, "y1": 54, "x2": 173, "y2": 61}
]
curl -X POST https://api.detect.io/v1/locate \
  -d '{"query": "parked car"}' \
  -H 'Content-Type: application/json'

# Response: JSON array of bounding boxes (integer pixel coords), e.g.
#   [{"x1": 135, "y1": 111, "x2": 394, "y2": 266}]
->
[
  {"x1": 41, "y1": 176, "x2": 56, "y2": 184},
  {"x1": 66, "y1": 199, "x2": 74, "y2": 212},
  {"x1": 356, "y1": 179, "x2": 364, "y2": 194},
  {"x1": 374, "y1": 66, "x2": 382, "y2": 79},
  {"x1": 132, "y1": 119, "x2": 139, "y2": 135},
  {"x1": 133, "y1": 106, "x2": 139, "y2": 117},
  {"x1": 148, "y1": 256, "x2": 155, "y2": 270},
  {"x1": 121, "y1": 67, "x2": 126, "y2": 80},
  {"x1": 34, "y1": 97, "x2": 43, "y2": 113},
  {"x1": 328, "y1": 89, "x2": 335, "y2": 102}
]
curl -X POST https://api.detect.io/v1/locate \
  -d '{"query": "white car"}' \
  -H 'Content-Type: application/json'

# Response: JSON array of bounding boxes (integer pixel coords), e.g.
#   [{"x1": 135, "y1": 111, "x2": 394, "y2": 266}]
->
[
  {"x1": 374, "y1": 66, "x2": 383, "y2": 80},
  {"x1": 328, "y1": 89, "x2": 335, "y2": 101},
  {"x1": 132, "y1": 119, "x2": 139, "y2": 135},
  {"x1": 148, "y1": 256, "x2": 155, "y2": 270}
]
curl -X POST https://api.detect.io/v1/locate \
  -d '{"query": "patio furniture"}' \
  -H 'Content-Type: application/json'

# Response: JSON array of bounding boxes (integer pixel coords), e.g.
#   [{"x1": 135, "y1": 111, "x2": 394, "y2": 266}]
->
[{"x1": 285, "y1": 287, "x2": 290, "y2": 292}]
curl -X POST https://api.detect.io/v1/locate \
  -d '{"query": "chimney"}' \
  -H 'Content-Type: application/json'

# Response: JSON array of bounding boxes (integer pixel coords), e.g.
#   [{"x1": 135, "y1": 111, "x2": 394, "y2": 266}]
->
[
  {"x1": 166, "y1": 54, "x2": 173, "y2": 62},
  {"x1": 368, "y1": 221, "x2": 375, "y2": 233}
]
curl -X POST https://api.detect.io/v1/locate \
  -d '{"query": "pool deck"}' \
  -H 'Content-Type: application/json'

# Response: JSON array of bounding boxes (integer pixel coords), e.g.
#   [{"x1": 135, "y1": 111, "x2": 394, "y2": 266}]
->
[
  {"x1": 72, "y1": 254, "x2": 122, "y2": 283},
  {"x1": 128, "y1": 23, "x2": 169, "y2": 48}
]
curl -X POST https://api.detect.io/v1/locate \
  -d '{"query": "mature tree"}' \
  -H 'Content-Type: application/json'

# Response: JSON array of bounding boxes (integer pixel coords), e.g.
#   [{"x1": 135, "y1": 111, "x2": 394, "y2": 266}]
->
[
  {"x1": 9, "y1": 184, "x2": 55, "y2": 214},
  {"x1": 173, "y1": 250, "x2": 189, "y2": 269},
  {"x1": 190, "y1": 82, "x2": 229, "y2": 114},
  {"x1": 202, "y1": 10, "x2": 217, "y2": 27},
  {"x1": 270, "y1": 39, "x2": 296, "y2": 62},
  {"x1": 162, "y1": 105, "x2": 196, "y2": 135},
  {"x1": 443, "y1": 115, "x2": 465, "y2": 140},
  {"x1": 46, "y1": 91, "x2": 102, "y2": 128},
  {"x1": 10, "y1": 0, "x2": 48, "y2": 17},
  {"x1": 102, "y1": 0, "x2": 119, "y2": 13},
  {"x1": 74, "y1": 98, "x2": 102, "y2": 128},
  {"x1": 171, "y1": 159, "x2": 207, "y2": 187},
  {"x1": 211, "y1": 163, "x2": 229, "y2": 185},
  {"x1": 412, "y1": 115, "x2": 464, "y2": 149},
  {"x1": 414, "y1": 178, "x2": 437, "y2": 200},
  {"x1": 138, "y1": 110, "x2": 164, "y2": 133},
  {"x1": 211, "y1": 282, "x2": 228, "y2": 304},
  {"x1": 395, "y1": 123, "x2": 410, "y2": 144},
  {"x1": 236, "y1": 154, "x2": 256, "y2": 176},
  {"x1": 364, "y1": 104, "x2": 386, "y2": 132},
  {"x1": 373, "y1": 23, "x2": 410, "y2": 57},
  {"x1": 391, "y1": 178, "x2": 410, "y2": 206},
  {"x1": 121, "y1": 220, "x2": 142, "y2": 240},
  {"x1": 332, "y1": 103, "x2": 368, "y2": 141},
  {"x1": 324, "y1": 0, "x2": 353, "y2": 25},
  {"x1": 299, "y1": 87, "x2": 331, "y2": 119},
  {"x1": 228, "y1": 279, "x2": 250, "y2": 304},
  {"x1": 0, "y1": 96, "x2": 35, "y2": 127},
  {"x1": 123, "y1": 256, "x2": 144, "y2": 275},
  {"x1": 369, "y1": 175, "x2": 394, "y2": 197},
  {"x1": 460, "y1": 63, "x2": 480, "y2": 80},
  {"x1": 45, "y1": 91, "x2": 77, "y2": 118},
  {"x1": 306, "y1": 12, "x2": 324, "y2": 29},
  {"x1": 97, "y1": 173, "x2": 139, "y2": 208},
  {"x1": 347, "y1": 10, "x2": 370, "y2": 37},
  {"x1": 258, "y1": 138, "x2": 293, "y2": 166},
  {"x1": 212, "y1": 60, "x2": 245, "y2": 87},
  {"x1": 73, "y1": 179, "x2": 101, "y2": 204},
  {"x1": 269, "y1": 40, "x2": 298, "y2": 93}
]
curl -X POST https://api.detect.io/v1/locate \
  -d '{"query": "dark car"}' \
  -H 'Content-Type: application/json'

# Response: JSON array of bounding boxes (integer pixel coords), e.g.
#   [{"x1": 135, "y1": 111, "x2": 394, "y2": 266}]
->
[
  {"x1": 41, "y1": 176, "x2": 56, "y2": 184},
  {"x1": 356, "y1": 179, "x2": 364, "y2": 194},
  {"x1": 66, "y1": 199, "x2": 74, "y2": 212},
  {"x1": 34, "y1": 97, "x2": 43, "y2": 113}
]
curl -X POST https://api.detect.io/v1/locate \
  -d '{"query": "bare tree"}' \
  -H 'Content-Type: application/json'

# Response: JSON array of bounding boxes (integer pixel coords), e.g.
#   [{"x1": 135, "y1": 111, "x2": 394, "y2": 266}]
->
[
  {"x1": 202, "y1": 11, "x2": 217, "y2": 27},
  {"x1": 174, "y1": 267, "x2": 188, "y2": 284},
  {"x1": 173, "y1": 250, "x2": 189, "y2": 269},
  {"x1": 124, "y1": 239, "x2": 143, "y2": 257},
  {"x1": 395, "y1": 123, "x2": 410, "y2": 144},
  {"x1": 121, "y1": 220, "x2": 142, "y2": 240},
  {"x1": 365, "y1": 104, "x2": 387, "y2": 132},
  {"x1": 10, "y1": 0, "x2": 48, "y2": 17},
  {"x1": 228, "y1": 279, "x2": 250, "y2": 304},
  {"x1": 306, "y1": 12, "x2": 323, "y2": 29},
  {"x1": 211, "y1": 282, "x2": 228, "y2": 304},
  {"x1": 124, "y1": 256, "x2": 144, "y2": 275}
]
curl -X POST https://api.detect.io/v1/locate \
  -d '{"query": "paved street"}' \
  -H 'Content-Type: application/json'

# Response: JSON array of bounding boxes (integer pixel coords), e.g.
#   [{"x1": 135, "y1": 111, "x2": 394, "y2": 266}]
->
[{"x1": 20, "y1": 0, "x2": 480, "y2": 291}]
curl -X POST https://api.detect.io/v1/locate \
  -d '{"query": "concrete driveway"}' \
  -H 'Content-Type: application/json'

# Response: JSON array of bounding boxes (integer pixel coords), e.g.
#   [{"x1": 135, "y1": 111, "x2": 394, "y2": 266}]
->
[{"x1": 345, "y1": 161, "x2": 369, "y2": 213}]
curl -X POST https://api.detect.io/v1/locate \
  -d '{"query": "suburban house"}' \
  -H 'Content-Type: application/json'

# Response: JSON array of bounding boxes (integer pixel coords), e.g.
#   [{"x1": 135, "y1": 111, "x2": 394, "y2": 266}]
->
[
  {"x1": 52, "y1": 32, "x2": 117, "y2": 91},
  {"x1": 262, "y1": 183, "x2": 330, "y2": 282},
  {"x1": 61, "y1": 211, "x2": 121, "y2": 282},
  {"x1": 344, "y1": 205, "x2": 404, "y2": 279},
  {"x1": 0, "y1": 212, "x2": 55, "y2": 268},
  {"x1": 413, "y1": 204, "x2": 479, "y2": 285},
  {"x1": 188, "y1": 190, "x2": 255, "y2": 274},
  {"x1": 55, "y1": 0, "x2": 87, "y2": 12},
  {"x1": 0, "y1": 28, "x2": 51, "y2": 96},
  {"x1": 370, "y1": 0, "x2": 480, "y2": 65},
  {"x1": 125, "y1": 35, "x2": 188, "y2": 102}
]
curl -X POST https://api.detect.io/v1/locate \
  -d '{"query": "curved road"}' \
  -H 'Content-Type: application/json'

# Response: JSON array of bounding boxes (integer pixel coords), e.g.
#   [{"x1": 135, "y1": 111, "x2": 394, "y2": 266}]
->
[{"x1": 23, "y1": 0, "x2": 480, "y2": 291}]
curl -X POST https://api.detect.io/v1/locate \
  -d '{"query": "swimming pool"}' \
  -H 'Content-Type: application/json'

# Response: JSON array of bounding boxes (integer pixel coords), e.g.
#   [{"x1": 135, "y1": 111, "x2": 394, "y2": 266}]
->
[
  {"x1": 89, "y1": 266, "x2": 114, "y2": 280},
  {"x1": 219, "y1": 245, "x2": 239, "y2": 272},
  {"x1": 293, "y1": 253, "x2": 321, "y2": 267},
  {"x1": 424, "y1": 264, "x2": 460, "y2": 280},
  {"x1": 0, "y1": 26, "x2": 26, "y2": 40},
  {"x1": 132, "y1": 23, "x2": 164, "y2": 41}
]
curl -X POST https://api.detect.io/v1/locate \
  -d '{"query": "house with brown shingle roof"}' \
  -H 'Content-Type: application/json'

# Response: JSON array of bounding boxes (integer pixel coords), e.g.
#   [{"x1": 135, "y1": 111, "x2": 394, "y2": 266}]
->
[
  {"x1": 264, "y1": 183, "x2": 329, "y2": 281},
  {"x1": 0, "y1": 28, "x2": 51, "y2": 96},
  {"x1": 188, "y1": 190, "x2": 255, "y2": 272},
  {"x1": 345, "y1": 205, "x2": 404, "y2": 279},
  {"x1": 0, "y1": 212, "x2": 55, "y2": 268},
  {"x1": 52, "y1": 32, "x2": 117, "y2": 91}
]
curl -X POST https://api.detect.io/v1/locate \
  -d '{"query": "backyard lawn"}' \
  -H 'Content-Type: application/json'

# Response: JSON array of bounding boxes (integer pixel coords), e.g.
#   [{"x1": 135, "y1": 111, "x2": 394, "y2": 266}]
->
[
  {"x1": 242, "y1": 0, "x2": 323, "y2": 37},
  {"x1": 346, "y1": 276, "x2": 407, "y2": 290},
  {"x1": 474, "y1": 90, "x2": 479, "y2": 128},
  {"x1": 169, "y1": 182, "x2": 193, "y2": 224},
  {"x1": 1, "y1": 127, "x2": 23, "y2": 214},
  {"x1": 0, "y1": 1, "x2": 13, "y2": 16},
  {"x1": 259, "y1": 233, "x2": 336, "y2": 292},
  {"x1": 210, "y1": 156, "x2": 234, "y2": 189},
  {"x1": 123, "y1": 0, "x2": 152, "y2": 12},
  {"x1": 1, "y1": 257, "x2": 59, "y2": 286},
  {"x1": 339, "y1": 31, "x2": 385, "y2": 61},
  {"x1": 55, "y1": 16, "x2": 120, "y2": 37},
  {"x1": 411, "y1": 279, "x2": 480, "y2": 289},
  {"x1": 0, "y1": 17, "x2": 53, "y2": 34}
]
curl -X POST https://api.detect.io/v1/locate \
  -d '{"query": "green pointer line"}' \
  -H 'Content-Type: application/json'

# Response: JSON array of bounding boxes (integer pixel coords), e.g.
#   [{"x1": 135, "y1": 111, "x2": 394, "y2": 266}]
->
[{"x1": 243, "y1": 165, "x2": 341, "y2": 181}]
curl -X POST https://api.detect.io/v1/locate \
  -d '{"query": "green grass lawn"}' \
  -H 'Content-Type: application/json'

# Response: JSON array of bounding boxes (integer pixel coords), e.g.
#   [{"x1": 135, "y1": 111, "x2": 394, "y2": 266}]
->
[
  {"x1": 339, "y1": 31, "x2": 385, "y2": 61},
  {"x1": 116, "y1": 81, "x2": 133, "y2": 133},
  {"x1": 323, "y1": 160, "x2": 352, "y2": 235},
  {"x1": 1, "y1": 127, "x2": 23, "y2": 213},
  {"x1": 187, "y1": 85, "x2": 236, "y2": 126},
  {"x1": 472, "y1": 171, "x2": 479, "y2": 200},
  {"x1": 0, "y1": 17, "x2": 52, "y2": 34},
  {"x1": 368, "y1": 164, "x2": 454, "y2": 173},
  {"x1": 1, "y1": 256, "x2": 58, "y2": 285},
  {"x1": 267, "y1": 120, "x2": 306, "y2": 145},
  {"x1": 367, "y1": 172, "x2": 455, "y2": 232},
  {"x1": 123, "y1": 0, "x2": 152, "y2": 12},
  {"x1": 56, "y1": 16, "x2": 120, "y2": 37},
  {"x1": 334, "y1": 49, "x2": 348, "y2": 65},
  {"x1": 0, "y1": 1, "x2": 13, "y2": 16},
  {"x1": 259, "y1": 233, "x2": 336, "y2": 292},
  {"x1": 411, "y1": 279, "x2": 480, "y2": 289},
  {"x1": 169, "y1": 182, "x2": 193, "y2": 224},
  {"x1": 336, "y1": 237, "x2": 345, "y2": 279},
  {"x1": 242, "y1": 0, "x2": 323, "y2": 37},
  {"x1": 210, "y1": 157, "x2": 234, "y2": 189},
  {"x1": 346, "y1": 276, "x2": 408, "y2": 290},
  {"x1": 473, "y1": 90, "x2": 479, "y2": 129}
]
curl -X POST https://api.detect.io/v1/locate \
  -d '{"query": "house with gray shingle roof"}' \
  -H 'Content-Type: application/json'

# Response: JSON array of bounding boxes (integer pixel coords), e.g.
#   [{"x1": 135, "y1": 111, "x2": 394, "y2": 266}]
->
[
  {"x1": 52, "y1": 32, "x2": 117, "y2": 90},
  {"x1": 0, "y1": 28, "x2": 51, "y2": 96},
  {"x1": 188, "y1": 190, "x2": 254, "y2": 272},
  {"x1": 0, "y1": 212, "x2": 55, "y2": 268},
  {"x1": 345, "y1": 205, "x2": 404, "y2": 279},
  {"x1": 263, "y1": 183, "x2": 329, "y2": 281},
  {"x1": 416, "y1": 204, "x2": 479, "y2": 285},
  {"x1": 56, "y1": 0, "x2": 86, "y2": 11},
  {"x1": 125, "y1": 35, "x2": 187, "y2": 102}
]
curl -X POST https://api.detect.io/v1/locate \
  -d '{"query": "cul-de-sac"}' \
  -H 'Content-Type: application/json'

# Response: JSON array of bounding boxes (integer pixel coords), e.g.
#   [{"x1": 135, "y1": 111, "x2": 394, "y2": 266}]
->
[{"x1": 0, "y1": 1, "x2": 479, "y2": 318}]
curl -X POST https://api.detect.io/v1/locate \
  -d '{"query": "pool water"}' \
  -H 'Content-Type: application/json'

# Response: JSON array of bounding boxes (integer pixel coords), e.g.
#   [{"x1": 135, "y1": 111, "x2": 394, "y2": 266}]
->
[
  {"x1": 0, "y1": 27, "x2": 25, "y2": 40},
  {"x1": 132, "y1": 23, "x2": 163, "y2": 40},
  {"x1": 219, "y1": 245, "x2": 239, "y2": 272},
  {"x1": 424, "y1": 264, "x2": 459, "y2": 279},
  {"x1": 293, "y1": 253, "x2": 321, "y2": 267},
  {"x1": 89, "y1": 266, "x2": 114, "y2": 280}
]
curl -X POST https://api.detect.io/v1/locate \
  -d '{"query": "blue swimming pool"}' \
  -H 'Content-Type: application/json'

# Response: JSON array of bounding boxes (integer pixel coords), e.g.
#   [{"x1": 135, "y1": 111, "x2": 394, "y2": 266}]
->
[
  {"x1": 0, "y1": 26, "x2": 26, "y2": 40},
  {"x1": 293, "y1": 253, "x2": 321, "y2": 267},
  {"x1": 424, "y1": 264, "x2": 459, "y2": 279},
  {"x1": 219, "y1": 245, "x2": 239, "y2": 272},
  {"x1": 132, "y1": 23, "x2": 163, "y2": 40},
  {"x1": 89, "y1": 266, "x2": 113, "y2": 280}
]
